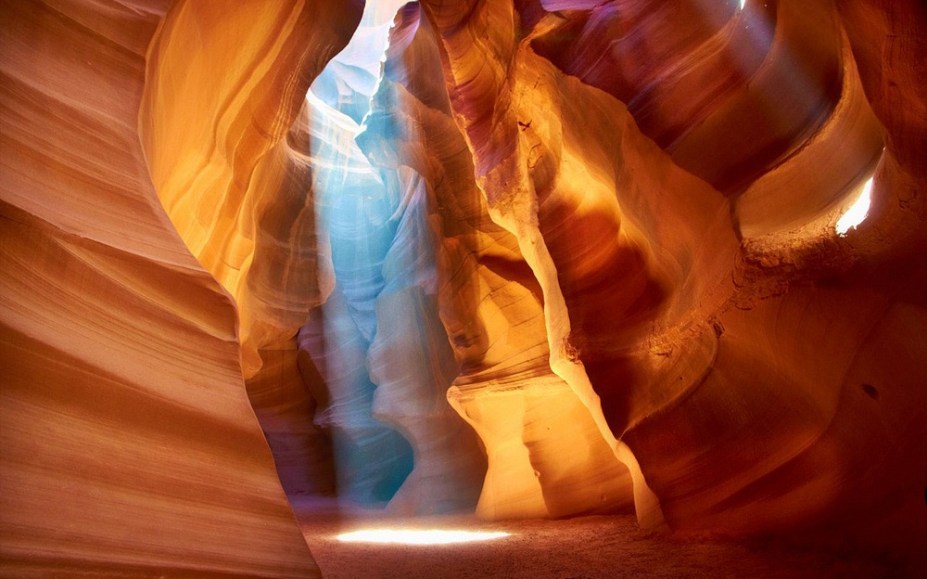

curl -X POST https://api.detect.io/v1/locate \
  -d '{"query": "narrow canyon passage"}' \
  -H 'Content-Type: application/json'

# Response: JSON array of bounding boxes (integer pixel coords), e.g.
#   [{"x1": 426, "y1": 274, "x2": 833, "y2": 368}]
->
[
  {"x1": 2, "y1": 0, "x2": 925, "y2": 577},
  {"x1": 285, "y1": 4, "x2": 925, "y2": 576}
]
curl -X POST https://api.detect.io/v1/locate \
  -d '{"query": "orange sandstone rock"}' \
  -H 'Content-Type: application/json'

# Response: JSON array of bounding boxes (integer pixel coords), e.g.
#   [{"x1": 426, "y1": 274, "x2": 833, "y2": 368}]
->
[{"x1": 2, "y1": 0, "x2": 925, "y2": 573}]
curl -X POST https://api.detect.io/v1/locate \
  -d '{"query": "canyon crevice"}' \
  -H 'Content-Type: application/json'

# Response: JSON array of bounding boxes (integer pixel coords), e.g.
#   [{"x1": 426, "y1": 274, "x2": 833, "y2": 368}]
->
[{"x1": 1, "y1": 0, "x2": 925, "y2": 576}]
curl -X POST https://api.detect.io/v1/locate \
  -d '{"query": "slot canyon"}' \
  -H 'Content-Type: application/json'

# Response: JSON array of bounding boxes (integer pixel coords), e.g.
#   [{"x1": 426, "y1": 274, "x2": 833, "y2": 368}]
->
[{"x1": 1, "y1": 0, "x2": 925, "y2": 577}]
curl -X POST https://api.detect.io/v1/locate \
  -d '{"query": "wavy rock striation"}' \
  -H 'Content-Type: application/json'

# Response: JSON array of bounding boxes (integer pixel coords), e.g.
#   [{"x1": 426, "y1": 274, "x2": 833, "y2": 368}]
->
[
  {"x1": 359, "y1": 3, "x2": 635, "y2": 519},
  {"x1": 138, "y1": 0, "x2": 367, "y2": 503},
  {"x1": 2, "y1": 0, "x2": 925, "y2": 573},
  {"x1": 0, "y1": 0, "x2": 351, "y2": 576},
  {"x1": 140, "y1": 0, "x2": 362, "y2": 379},
  {"x1": 414, "y1": 0, "x2": 926, "y2": 551}
]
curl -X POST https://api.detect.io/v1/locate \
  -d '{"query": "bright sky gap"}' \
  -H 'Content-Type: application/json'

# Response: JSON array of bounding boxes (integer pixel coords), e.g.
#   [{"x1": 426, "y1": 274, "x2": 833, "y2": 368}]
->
[{"x1": 835, "y1": 177, "x2": 874, "y2": 236}]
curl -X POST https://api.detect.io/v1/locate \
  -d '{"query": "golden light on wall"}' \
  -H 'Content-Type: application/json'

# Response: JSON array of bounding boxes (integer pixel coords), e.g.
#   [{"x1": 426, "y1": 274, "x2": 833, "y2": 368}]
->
[{"x1": 836, "y1": 177, "x2": 874, "y2": 236}]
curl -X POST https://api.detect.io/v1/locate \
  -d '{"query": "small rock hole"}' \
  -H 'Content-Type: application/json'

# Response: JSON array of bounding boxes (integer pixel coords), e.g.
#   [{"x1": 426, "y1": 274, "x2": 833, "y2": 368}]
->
[{"x1": 862, "y1": 383, "x2": 879, "y2": 399}]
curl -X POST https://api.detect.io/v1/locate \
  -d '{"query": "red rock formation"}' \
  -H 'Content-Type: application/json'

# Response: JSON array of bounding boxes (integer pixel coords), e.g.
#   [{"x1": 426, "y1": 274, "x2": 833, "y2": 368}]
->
[
  {"x1": 360, "y1": 3, "x2": 635, "y2": 518},
  {"x1": 139, "y1": 1, "x2": 362, "y2": 379},
  {"x1": 413, "y1": 0, "x2": 926, "y2": 554},
  {"x1": 1, "y1": 0, "x2": 359, "y2": 575},
  {"x1": 2, "y1": 0, "x2": 925, "y2": 574}
]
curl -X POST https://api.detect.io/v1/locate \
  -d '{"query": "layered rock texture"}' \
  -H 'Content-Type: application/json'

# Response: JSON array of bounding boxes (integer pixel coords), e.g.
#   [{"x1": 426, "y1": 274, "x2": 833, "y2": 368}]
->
[
  {"x1": 1, "y1": 0, "x2": 360, "y2": 576},
  {"x1": 2, "y1": 0, "x2": 925, "y2": 575}
]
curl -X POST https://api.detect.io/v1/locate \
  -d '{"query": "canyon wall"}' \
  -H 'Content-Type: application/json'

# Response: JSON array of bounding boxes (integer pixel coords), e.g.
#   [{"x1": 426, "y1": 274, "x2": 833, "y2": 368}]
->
[
  {"x1": 1, "y1": 0, "x2": 361, "y2": 575},
  {"x1": 2, "y1": 0, "x2": 925, "y2": 574},
  {"x1": 409, "y1": 0, "x2": 926, "y2": 550}
]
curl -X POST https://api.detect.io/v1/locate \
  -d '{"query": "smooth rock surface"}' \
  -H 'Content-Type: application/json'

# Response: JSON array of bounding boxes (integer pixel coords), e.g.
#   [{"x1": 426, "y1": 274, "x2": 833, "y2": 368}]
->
[
  {"x1": 1, "y1": 0, "x2": 347, "y2": 576},
  {"x1": 3, "y1": 0, "x2": 925, "y2": 575}
]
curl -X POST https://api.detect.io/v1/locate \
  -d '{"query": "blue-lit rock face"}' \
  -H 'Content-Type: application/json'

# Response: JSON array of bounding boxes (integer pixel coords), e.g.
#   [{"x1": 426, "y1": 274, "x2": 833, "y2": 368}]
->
[
  {"x1": 298, "y1": 1, "x2": 484, "y2": 512},
  {"x1": 301, "y1": 65, "x2": 412, "y2": 505},
  {"x1": 367, "y1": 175, "x2": 485, "y2": 515}
]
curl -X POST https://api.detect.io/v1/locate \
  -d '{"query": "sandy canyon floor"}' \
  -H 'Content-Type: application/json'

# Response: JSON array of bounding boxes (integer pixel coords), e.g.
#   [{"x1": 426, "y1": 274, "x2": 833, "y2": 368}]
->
[{"x1": 293, "y1": 498, "x2": 912, "y2": 578}]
